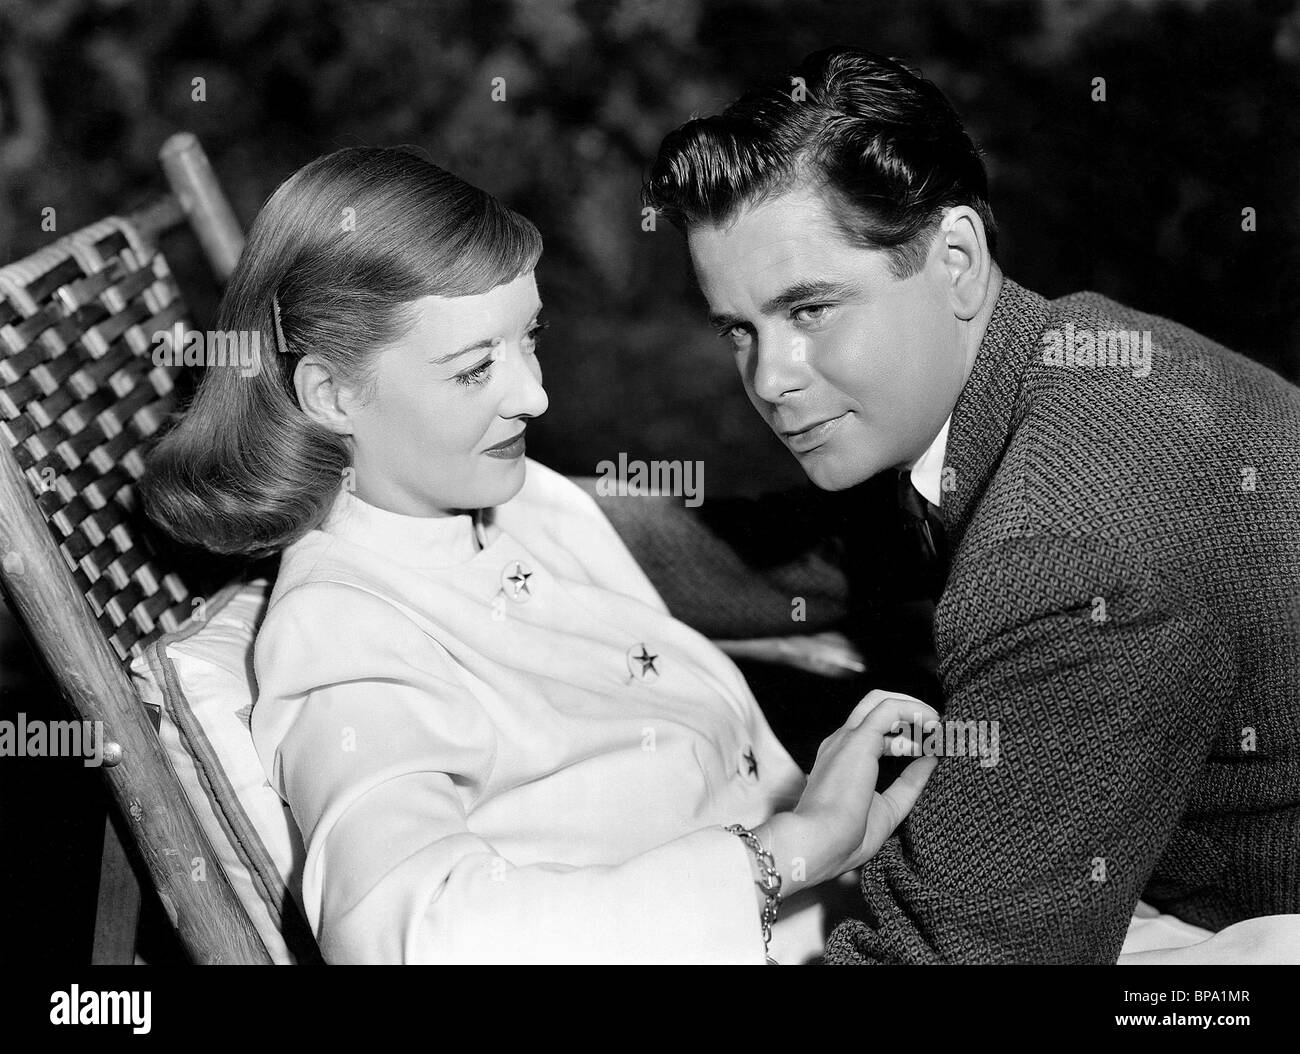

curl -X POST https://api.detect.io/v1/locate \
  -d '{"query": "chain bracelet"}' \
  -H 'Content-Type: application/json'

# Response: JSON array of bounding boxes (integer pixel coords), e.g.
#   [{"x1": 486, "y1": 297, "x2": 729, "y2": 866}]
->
[{"x1": 724, "y1": 823, "x2": 783, "y2": 960}]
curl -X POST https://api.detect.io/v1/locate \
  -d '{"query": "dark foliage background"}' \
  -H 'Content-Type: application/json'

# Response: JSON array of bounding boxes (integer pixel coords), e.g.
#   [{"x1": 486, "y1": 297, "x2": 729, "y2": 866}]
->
[
  {"x1": 2, "y1": 0, "x2": 1298, "y2": 963},
  {"x1": 2, "y1": 0, "x2": 1298, "y2": 493}
]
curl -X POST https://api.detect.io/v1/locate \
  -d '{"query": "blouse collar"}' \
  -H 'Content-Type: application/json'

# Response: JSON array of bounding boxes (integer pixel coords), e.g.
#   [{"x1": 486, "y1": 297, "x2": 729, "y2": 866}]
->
[{"x1": 318, "y1": 487, "x2": 486, "y2": 569}]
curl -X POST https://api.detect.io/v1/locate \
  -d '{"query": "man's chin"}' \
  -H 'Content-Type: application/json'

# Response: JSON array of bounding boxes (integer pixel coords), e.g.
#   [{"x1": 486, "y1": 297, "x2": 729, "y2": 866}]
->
[{"x1": 794, "y1": 451, "x2": 878, "y2": 491}]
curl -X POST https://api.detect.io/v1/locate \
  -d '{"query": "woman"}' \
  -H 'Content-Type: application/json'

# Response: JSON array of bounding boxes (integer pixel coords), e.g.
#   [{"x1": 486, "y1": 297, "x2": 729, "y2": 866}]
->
[{"x1": 141, "y1": 147, "x2": 939, "y2": 964}]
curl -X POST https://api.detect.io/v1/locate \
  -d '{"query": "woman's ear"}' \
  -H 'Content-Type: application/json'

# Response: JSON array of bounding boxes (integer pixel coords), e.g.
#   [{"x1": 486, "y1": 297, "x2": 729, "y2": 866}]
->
[
  {"x1": 939, "y1": 205, "x2": 993, "y2": 321},
  {"x1": 293, "y1": 357, "x2": 355, "y2": 436}
]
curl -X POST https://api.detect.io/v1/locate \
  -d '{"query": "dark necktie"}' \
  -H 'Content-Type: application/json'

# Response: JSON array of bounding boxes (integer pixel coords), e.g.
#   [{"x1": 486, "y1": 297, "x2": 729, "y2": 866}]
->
[{"x1": 897, "y1": 469, "x2": 949, "y2": 601}]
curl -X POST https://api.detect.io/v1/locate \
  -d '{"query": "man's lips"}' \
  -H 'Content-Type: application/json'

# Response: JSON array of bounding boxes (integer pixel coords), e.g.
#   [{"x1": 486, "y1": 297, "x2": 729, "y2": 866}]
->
[
  {"x1": 780, "y1": 412, "x2": 848, "y2": 453},
  {"x1": 483, "y1": 427, "x2": 527, "y2": 458}
]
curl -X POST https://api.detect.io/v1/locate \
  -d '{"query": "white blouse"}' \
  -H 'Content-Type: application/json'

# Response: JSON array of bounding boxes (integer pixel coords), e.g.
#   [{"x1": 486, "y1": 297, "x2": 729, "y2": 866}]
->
[{"x1": 250, "y1": 459, "x2": 818, "y2": 964}]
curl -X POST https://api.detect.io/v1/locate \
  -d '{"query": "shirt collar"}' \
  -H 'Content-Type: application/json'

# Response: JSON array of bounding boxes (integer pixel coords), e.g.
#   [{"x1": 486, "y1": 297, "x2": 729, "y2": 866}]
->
[{"x1": 906, "y1": 415, "x2": 951, "y2": 508}]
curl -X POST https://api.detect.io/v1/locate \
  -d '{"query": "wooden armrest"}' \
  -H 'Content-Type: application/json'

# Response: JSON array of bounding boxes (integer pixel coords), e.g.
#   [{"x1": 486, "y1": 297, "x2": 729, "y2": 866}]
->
[{"x1": 713, "y1": 631, "x2": 866, "y2": 679}]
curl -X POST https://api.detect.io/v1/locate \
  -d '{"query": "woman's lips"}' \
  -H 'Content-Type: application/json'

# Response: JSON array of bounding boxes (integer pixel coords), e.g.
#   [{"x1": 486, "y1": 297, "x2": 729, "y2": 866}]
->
[
  {"x1": 483, "y1": 428, "x2": 527, "y2": 459},
  {"x1": 782, "y1": 412, "x2": 847, "y2": 453}
]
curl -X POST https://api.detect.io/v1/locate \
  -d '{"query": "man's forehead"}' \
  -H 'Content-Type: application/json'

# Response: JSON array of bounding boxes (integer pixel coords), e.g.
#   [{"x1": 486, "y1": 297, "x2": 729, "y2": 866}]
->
[
  {"x1": 688, "y1": 193, "x2": 885, "y2": 306},
  {"x1": 691, "y1": 186, "x2": 838, "y2": 250},
  {"x1": 690, "y1": 228, "x2": 817, "y2": 289}
]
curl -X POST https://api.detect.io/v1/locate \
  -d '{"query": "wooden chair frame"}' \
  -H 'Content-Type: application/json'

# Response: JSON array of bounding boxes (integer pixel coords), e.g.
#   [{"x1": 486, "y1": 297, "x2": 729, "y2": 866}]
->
[{"x1": 0, "y1": 133, "x2": 272, "y2": 963}]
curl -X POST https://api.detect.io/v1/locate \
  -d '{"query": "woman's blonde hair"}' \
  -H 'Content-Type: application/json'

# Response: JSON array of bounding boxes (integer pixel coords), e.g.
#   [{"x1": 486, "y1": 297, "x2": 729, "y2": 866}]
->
[{"x1": 141, "y1": 147, "x2": 542, "y2": 556}]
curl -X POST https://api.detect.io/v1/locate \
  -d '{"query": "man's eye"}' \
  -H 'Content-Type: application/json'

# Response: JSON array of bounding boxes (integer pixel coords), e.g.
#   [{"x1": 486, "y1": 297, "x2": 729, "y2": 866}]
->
[
  {"x1": 793, "y1": 304, "x2": 833, "y2": 324},
  {"x1": 454, "y1": 359, "x2": 493, "y2": 387},
  {"x1": 715, "y1": 324, "x2": 752, "y2": 348}
]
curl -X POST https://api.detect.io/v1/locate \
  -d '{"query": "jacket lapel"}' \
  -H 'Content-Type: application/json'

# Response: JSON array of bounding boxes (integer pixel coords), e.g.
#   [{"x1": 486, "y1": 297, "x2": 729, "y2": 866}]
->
[{"x1": 939, "y1": 277, "x2": 1052, "y2": 554}]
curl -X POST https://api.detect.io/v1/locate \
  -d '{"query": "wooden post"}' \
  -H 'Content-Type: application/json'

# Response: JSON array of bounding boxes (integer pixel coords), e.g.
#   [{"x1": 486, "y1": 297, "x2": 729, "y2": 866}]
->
[
  {"x1": 159, "y1": 133, "x2": 245, "y2": 283},
  {"x1": 90, "y1": 815, "x2": 143, "y2": 964},
  {"x1": 0, "y1": 442, "x2": 272, "y2": 964}
]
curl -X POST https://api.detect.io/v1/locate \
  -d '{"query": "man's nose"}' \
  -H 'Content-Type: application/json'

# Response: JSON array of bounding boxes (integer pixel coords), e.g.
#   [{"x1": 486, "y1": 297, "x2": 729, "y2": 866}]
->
[{"x1": 750, "y1": 330, "x2": 810, "y2": 403}]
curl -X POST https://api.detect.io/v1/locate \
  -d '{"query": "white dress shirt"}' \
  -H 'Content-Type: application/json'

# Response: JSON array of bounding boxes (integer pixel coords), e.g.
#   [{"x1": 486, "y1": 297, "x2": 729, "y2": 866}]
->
[
  {"x1": 907, "y1": 414, "x2": 951, "y2": 508},
  {"x1": 251, "y1": 459, "x2": 820, "y2": 964}
]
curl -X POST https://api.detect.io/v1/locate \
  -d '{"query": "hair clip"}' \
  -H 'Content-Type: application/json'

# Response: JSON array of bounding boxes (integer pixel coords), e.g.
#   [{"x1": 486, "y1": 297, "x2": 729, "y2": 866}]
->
[{"x1": 271, "y1": 292, "x2": 291, "y2": 354}]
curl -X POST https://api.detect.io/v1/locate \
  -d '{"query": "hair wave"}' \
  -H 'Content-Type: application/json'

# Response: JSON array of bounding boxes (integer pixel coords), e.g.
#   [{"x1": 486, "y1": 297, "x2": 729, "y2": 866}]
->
[{"x1": 141, "y1": 147, "x2": 541, "y2": 557}]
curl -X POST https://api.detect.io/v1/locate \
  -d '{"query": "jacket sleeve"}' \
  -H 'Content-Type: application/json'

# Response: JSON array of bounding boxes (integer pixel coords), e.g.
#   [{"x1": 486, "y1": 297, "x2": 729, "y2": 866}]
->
[
  {"x1": 825, "y1": 534, "x2": 1234, "y2": 964},
  {"x1": 252, "y1": 582, "x2": 765, "y2": 964}
]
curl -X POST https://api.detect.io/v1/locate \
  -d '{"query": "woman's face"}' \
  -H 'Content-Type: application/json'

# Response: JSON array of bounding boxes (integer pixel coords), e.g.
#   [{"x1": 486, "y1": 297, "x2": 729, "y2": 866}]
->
[{"x1": 343, "y1": 271, "x2": 548, "y2": 516}]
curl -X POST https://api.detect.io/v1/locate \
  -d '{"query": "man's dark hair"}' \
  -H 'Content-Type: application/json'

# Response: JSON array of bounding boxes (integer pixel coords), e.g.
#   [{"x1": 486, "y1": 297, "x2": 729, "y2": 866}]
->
[{"x1": 644, "y1": 46, "x2": 996, "y2": 276}]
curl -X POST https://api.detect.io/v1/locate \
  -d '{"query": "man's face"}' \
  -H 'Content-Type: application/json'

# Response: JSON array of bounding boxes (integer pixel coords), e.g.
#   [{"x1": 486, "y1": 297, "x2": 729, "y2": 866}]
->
[{"x1": 688, "y1": 185, "x2": 968, "y2": 490}]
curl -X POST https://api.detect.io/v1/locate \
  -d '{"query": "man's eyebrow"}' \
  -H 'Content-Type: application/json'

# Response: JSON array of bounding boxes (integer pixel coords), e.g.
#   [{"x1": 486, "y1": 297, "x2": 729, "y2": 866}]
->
[
  {"x1": 430, "y1": 303, "x2": 544, "y2": 365},
  {"x1": 707, "y1": 280, "x2": 858, "y2": 330},
  {"x1": 759, "y1": 279, "x2": 858, "y2": 315}
]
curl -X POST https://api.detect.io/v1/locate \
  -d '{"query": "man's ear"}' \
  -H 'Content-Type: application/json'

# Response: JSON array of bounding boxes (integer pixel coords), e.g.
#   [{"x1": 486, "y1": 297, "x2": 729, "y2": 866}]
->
[
  {"x1": 293, "y1": 356, "x2": 356, "y2": 436},
  {"x1": 938, "y1": 205, "x2": 993, "y2": 321}
]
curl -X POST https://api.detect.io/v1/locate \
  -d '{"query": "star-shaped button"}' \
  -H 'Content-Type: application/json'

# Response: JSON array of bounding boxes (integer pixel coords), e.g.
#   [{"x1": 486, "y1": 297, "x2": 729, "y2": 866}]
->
[
  {"x1": 626, "y1": 642, "x2": 660, "y2": 683},
  {"x1": 501, "y1": 560, "x2": 533, "y2": 602}
]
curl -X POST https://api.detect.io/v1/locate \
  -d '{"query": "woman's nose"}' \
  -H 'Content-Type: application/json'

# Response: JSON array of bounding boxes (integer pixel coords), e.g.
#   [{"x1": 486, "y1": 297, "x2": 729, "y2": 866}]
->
[{"x1": 501, "y1": 344, "x2": 548, "y2": 419}]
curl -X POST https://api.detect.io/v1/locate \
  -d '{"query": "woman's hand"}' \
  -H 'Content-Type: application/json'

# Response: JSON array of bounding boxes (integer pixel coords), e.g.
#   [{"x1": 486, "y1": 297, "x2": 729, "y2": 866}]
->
[{"x1": 754, "y1": 690, "x2": 939, "y2": 895}]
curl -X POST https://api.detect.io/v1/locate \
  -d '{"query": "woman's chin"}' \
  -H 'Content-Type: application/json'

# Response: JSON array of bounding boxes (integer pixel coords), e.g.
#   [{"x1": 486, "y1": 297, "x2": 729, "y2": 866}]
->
[{"x1": 476, "y1": 456, "x2": 528, "y2": 506}]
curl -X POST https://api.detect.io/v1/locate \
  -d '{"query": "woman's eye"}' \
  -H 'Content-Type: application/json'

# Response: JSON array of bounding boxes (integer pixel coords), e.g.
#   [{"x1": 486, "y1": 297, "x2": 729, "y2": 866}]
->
[
  {"x1": 454, "y1": 358, "x2": 493, "y2": 387},
  {"x1": 523, "y1": 319, "x2": 548, "y2": 353}
]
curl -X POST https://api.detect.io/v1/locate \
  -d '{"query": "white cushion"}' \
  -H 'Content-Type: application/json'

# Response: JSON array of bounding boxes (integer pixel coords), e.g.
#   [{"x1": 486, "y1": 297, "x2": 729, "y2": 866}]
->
[{"x1": 129, "y1": 577, "x2": 320, "y2": 964}]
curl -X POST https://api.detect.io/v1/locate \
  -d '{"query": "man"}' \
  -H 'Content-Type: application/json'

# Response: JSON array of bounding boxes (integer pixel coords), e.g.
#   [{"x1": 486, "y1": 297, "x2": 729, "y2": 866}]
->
[{"x1": 631, "y1": 46, "x2": 1300, "y2": 963}]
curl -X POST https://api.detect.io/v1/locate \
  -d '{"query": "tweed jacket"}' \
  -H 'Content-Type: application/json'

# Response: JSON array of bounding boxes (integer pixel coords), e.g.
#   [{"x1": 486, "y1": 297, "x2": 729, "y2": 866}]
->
[{"x1": 603, "y1": 277, "x2": 1300, "y2": 963}]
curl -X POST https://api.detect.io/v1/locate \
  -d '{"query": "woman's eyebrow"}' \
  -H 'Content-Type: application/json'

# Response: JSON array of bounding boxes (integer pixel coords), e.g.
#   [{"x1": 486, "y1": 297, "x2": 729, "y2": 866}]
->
[
  {"x1": 431, "y1": 340, "x2": 495, "y2": 365},
  {"x1": 431, "y1": 303, "x2": 544, "y2": 364}
]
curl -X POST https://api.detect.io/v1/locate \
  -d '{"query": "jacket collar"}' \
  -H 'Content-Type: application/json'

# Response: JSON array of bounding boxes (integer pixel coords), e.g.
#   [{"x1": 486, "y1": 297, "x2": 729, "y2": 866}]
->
[{"x1": 938, "y1": 276, "x2": 1051, "y2": 551}]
